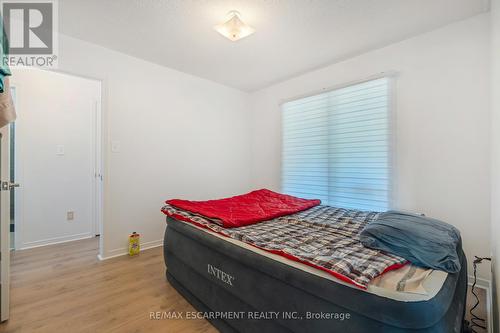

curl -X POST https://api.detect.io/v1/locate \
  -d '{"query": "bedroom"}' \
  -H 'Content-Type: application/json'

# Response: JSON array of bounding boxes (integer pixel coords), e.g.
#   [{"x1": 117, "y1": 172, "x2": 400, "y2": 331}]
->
[{"x1": 0, "y1": 0, "x2": 498, "y2": 332}]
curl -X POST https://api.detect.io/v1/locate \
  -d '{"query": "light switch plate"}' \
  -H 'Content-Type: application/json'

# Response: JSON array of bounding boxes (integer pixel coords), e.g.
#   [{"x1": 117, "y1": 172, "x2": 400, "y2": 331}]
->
[
  {"x1": 67, "y1": 211, "x2": 74, "y2": 221},
  {"x1": 111, "y1": 141, "x2": 121, "y2": 153},
  {"x1": 56, "y1": 145, "x2": 65, "y2": 156}
]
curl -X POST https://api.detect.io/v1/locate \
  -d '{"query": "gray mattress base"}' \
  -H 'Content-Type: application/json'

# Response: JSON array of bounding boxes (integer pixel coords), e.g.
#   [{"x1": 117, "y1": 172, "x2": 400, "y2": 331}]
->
[{"x1": 164, "y1": 217, "x2": 467, "y2": 333}]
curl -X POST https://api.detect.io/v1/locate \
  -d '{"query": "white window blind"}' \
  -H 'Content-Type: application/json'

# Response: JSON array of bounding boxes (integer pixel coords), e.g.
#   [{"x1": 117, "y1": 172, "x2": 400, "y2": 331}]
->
[{"x1": 282, "y1": 77, "x2": 393, "y2": 212}]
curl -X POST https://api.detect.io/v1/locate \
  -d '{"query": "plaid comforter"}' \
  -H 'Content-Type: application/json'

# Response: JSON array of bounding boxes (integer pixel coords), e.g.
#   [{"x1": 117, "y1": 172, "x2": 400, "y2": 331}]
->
[{"x1": 162, "y1": 204, "x2": 407, "y2": 288}]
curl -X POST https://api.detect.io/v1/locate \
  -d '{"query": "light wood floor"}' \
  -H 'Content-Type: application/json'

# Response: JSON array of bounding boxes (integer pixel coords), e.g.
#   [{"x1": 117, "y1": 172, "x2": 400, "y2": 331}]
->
[
  {"x1": 0, "y1": 238, "x2": 216, "y2": 333},
  {"x1": 0, "y1": 237, "x2": 489, "y2": 333}
]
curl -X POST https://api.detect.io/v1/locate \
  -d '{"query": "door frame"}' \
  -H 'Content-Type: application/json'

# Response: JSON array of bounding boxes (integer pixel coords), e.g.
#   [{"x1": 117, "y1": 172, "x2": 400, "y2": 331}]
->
[
  {"x1": 11, "y1": 68, "x2": 105, "y2": 257},
  {"x1": 92, "y1": 83, "x2": 103, "y2": 238},
  {"x1": 49, "y1": 68, "x2": 107, "y2": 261}
]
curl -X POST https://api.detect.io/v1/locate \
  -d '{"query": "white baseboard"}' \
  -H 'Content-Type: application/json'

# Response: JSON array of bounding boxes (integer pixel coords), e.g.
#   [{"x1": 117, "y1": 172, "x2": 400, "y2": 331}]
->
[
  {"x1": 469, "y1": 275, "x2": 491, "y2": 290},
  {"x1": 468, "y1": 275, "x2": 492, "y2": 333},
  {"x1": 98, "y1": 239, "x2": 163, "y2": 261},
  {"x1": 18, "y1": 232, "x2": 94, "y2": 250}
]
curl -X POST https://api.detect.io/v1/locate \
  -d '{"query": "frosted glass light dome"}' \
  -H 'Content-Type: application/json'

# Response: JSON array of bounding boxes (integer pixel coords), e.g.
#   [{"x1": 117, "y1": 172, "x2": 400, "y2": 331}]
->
[{"x1": 214, "y1": 11, "x2": 255, "y2": 42}]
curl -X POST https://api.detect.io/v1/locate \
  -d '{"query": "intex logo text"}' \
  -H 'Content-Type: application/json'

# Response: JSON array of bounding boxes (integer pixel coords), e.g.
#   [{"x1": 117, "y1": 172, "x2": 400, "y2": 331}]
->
[{"x1": 207, "y1": 264, "x2": 235, "y2": 286}]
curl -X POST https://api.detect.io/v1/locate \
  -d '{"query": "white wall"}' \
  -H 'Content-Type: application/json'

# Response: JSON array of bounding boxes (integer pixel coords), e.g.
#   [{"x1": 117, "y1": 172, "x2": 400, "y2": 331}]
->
[
  {"x1": 11, "y1": 69, "x2": 100, "y2": 249},
  {"x1": 54, "y1": 34, "x2": 253, "y2": 259},
  {"x1": 250, "y1": 14, "x2": 492, "y2": 280},
  {"x1": 490, "y1": 0, "x2": 500, "y2": 330}
]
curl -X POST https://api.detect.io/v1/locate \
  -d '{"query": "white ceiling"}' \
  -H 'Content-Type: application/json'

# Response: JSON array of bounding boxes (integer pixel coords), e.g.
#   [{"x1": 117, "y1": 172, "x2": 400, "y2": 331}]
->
[{"x1": 59, "y1": 0, "x2": 489, "y2": 92}]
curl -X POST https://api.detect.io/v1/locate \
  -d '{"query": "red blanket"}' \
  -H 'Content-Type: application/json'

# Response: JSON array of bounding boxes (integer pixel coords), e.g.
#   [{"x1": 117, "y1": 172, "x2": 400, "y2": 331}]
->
[{"x1": 166, "y1": 189, "x2": 321, "y2": 228}]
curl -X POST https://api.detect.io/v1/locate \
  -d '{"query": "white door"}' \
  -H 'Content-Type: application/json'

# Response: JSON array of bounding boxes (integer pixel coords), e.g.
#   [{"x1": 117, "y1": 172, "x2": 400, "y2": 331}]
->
[
  {"x1": 0, "y1": 126, "x2": 19, "y2": 321},
  {"x1": 0, "y1": 124, "x2": 15, "y2": 322}
]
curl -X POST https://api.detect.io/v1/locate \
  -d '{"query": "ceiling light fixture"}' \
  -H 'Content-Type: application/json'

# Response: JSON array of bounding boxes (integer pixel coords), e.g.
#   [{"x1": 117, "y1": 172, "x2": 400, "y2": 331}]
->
[{"x1": 214, "y1": 10, "x2": 255, "y2": 42}]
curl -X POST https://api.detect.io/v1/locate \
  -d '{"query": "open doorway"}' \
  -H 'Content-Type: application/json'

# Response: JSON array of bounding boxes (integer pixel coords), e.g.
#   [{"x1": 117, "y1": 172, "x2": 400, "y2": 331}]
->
[{"x1": 10, "y1": 68, "x2": 103, "y2": 252}]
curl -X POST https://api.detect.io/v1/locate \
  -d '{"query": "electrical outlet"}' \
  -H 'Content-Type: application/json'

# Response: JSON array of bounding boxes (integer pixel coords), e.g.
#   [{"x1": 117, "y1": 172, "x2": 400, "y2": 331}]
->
[{"x1": 67, "y1": 211, "x2": 75, "y2": 221}]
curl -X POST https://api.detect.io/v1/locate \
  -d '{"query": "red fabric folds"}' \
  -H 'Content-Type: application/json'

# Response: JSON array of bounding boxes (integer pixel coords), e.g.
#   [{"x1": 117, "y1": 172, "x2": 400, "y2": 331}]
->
[{"x1": 166, "y1": 189, "x2": 321, "y2": 228}]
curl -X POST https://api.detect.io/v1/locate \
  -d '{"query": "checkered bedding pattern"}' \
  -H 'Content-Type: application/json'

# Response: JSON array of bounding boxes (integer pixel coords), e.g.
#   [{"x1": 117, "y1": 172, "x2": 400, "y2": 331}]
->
[{"x1": 162, "y1": 204, "x2": 407, "y2": 288}]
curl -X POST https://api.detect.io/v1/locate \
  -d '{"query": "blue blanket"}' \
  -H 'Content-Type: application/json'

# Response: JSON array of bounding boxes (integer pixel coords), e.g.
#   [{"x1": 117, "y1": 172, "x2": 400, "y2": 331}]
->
[{"x1": 360, "y1": 211, "x2": 461, "y2": 273}]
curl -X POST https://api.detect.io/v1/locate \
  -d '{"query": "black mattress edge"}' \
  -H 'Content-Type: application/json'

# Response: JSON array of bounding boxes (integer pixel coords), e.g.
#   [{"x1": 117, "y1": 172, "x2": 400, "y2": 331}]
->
[{"x1": 167, "y1": 273, "x2": 239, "y2": 333}]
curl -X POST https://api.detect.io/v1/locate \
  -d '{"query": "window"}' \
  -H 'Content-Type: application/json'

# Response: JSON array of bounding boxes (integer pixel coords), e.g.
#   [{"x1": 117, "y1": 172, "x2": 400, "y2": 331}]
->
[{"x1": 281, "y1": 77, "x2": 393, "y2": 211}]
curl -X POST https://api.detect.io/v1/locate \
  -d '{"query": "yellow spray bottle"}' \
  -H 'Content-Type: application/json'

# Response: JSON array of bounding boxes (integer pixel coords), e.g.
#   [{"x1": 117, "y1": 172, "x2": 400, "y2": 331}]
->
[{"x1": 128, "y1": 232, "x2": 140, "y2": 256}]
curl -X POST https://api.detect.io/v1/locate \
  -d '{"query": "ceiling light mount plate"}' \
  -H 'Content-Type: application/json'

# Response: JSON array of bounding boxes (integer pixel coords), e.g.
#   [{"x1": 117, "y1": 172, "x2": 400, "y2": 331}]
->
[{"x1": 214, "y1": 10, "x2": 255, "y2": 42}]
